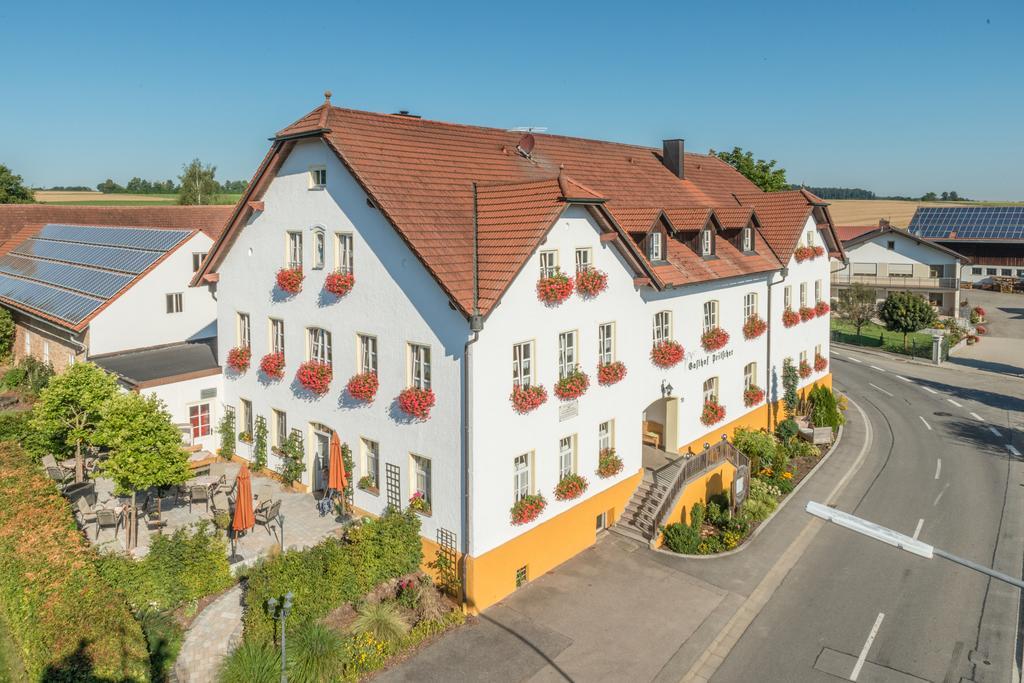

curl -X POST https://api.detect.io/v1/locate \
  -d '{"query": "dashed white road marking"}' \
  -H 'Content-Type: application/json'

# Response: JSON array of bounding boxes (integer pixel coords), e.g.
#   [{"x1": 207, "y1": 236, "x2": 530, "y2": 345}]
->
[
  {"x1": 933, "y1": 483, "x2": 950, "y2": 506},
  {"x1": 934, "y1": 459, "x2": 941, "y2": 479},
  {"x1": 896, "y1": 375, "x2": 912, "y2": 382},
  {"x1": 869, "y1": 365, "x2": 886, "y2": 373},
  {"x1": 947, "y1": 398, "x2": 963, "y2": 408},
  {"x1": 869, "y1": 383, "x2": 894, "y2": 397},
  {"x1": 989, "y1": 426, "x2": 1003, "y2": 438},
  {"x1": 913, "y1": 519, "x2": 924, "y2": 540},
  {"x1": 923, "y1": 386, "x2": 938, "y2": 395},
  {"x1": 848, "y1": 356, "x2": 864, "y2": 363},
  {"x1": 1009, "y1": 445, "x2": 1022, "y2": 457},
  {"x1": 850, "y1": 612, "x2": 885, "y2": 681},
  {"x1": 919, "y1": 416, "x2": 932, "y2": 431},
  {"x1": 971, "y1": 412, "x2": 984, "y2": 422}
]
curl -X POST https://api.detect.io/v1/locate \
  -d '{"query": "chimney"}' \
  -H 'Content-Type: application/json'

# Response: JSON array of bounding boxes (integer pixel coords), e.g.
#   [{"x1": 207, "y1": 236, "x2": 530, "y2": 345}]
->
[
  {"x1": 879, "y1": 218, "x2": 890, "y2": 229},
  {"x1": 662, "y1": 139, "x2": 685, "y2": 179}
]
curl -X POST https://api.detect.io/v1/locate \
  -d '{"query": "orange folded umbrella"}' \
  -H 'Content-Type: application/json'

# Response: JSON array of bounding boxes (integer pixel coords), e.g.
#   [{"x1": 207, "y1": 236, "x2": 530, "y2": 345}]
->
[
  {"x1": 232, "y1": 464, "x2": 255, "y2": 533},
  {"x1": 328, "y1": 432, "x2": 347, "y2": 492}
]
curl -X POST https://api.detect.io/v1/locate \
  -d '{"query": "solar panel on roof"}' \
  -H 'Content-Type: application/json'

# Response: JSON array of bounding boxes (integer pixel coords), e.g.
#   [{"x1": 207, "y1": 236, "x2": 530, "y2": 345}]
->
[
  {"x1": 0, "y1": 255, "x2": 134, "y2": 299},
  {"x1": 0, "y1": 274, "x2": 102, "y2": 324},
  {"x1": 909, "y1": 206, "x2": 1024, "y2": 240},
  {"x1": 12, "y1": 239, "x2": 162, "y2": 274},
  {"x1": 38, "y1": 224, "x2": 191, "y2": 251}
]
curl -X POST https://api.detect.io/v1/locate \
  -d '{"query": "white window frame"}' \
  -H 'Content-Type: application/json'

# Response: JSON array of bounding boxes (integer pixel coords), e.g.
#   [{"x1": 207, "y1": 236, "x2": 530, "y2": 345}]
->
[
  {"x1": 310, "y1": 166, "x2": 327, "y2": 189},
  {"x1": 703, "y1": 377, "x2": 719, "y2": 404},
  {"x1": 701, "y1": 229, "x2": 712, "y2": 256},
  {"x1": 239, "y1": 398, "x2": 253, "y2": 437},
  {"x1": 166, "y1": 292, "x2": 183, "y2": 314},
  {"x1": 703, "y1": 300, "x2": 719, "y2": 331},
  {"x1": 744, "y1": 362, "x2": 756, "y2": 390},
  {"x1": 513, "y1": 452, "x2": 531, "y2": 502},
  {"x1": 799, "y1": 350, "x2": 808, "y2": 366},
  {"x1": 539, "y1": 250, "x2": 559, "y2": 278},
  {"x1": 807, "y1": 229, "x2": 816, "y2": 247},
  {"x1": 270, "y1": 318, "x2": 285, "y2": 355},
  {"x1": 814, "y1": 343, "x2": 822, "y2": 359},
  {"x1": 287, "y1": 231, "x2": 303, "y2": 269},
  {"x1": 815, "y1": 279, "x2": 823, "y2": 303},
  {"x1": 512, "y1": 340, "x2": 533, "y2": 388},
  {"x1": 653, "y1": 311, "x2": 672, "y2": 346},
  {"x1": 598, "y1": 420, "x2": 614, "y2": 452},
  {"x1": 575, "y1": 247, "x2": 592, "y2": 273},
  {"x1": 358, "y1": 334, "x2": 378, "y2": 374},
  {"x1": 743, "y1": 292, "x2": 757, "y2": 319},
  {"x1": 742, "y1": 227, "x2": 753, "y2": 252},
  {"x1": 558, "y1": 435, "x2": 576, "y2": 480},
  {"x1": 311, "y1": 228, "x2": 326, "y2": 270},
  {"x1": 411, "y1": 454, "x2": 432, "y2": 505},
  {"x1": 409, "y1": 343, "x2": 431, "y2": 390},
  {"x1": 647, "y1": 231, "x2": 663, "y2": 261},
  {"x1": 308, "y1": 327, "x2": 332, "y2": 365},
  {"x1": 192, "y1": 252, "x2": 207, "y2": 273},
  {"x1": 273, "y1": 409, "x2": 287, "y2": 448},
  {"x1": 598, "y1": 322, "x2": 615, "y2": 365},
  {"x1": 784, "y1": 286, "x2": 792, "y2": 310},
  {"x1": 362, "y1": 438, "x2": 379, "y2": 488},
  {"x1": 558, "y1": 330, "x2": 577, "y2": 379},
  {"x1": 335, "y1": 233, "x2": 354, "y2": 274},
  {"x1": 237, "y1": 312, "x2": 251, "y2": 348},
  {"x1": 800, "y1": 283, "x2": 808, "y2": 307}
]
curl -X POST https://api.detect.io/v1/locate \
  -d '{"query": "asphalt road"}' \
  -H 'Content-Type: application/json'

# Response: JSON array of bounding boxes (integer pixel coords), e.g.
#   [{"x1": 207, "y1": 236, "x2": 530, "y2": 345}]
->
[{"x1": 713, "y1": 350, "x2": 1024, "y2": 683}]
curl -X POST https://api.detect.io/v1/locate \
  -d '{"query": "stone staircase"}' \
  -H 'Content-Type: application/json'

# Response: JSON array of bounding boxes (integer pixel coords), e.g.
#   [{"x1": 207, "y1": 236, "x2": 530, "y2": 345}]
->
[{"x1": 615, "y1": 459, "x2": 682, "y2": 543}]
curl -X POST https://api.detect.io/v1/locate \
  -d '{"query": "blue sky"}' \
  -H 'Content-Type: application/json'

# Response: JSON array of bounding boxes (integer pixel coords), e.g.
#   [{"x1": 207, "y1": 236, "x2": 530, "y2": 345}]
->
[{"x1": 2, "y1": 0, "x2": 1021, "y2": 199}]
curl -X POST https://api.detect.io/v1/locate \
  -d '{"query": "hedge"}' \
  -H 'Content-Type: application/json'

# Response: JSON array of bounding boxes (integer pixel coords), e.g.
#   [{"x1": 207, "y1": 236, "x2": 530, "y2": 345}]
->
[
  {"x1": 244, "y1": 508, "x2": 422, "y2": 643},
  {"x1": 0, "y1": 442, "x2": 149, "y2": 681}
]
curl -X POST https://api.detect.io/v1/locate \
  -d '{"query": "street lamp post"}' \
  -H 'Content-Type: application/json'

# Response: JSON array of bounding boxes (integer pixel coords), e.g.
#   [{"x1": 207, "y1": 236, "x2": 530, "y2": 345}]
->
[
  {"x1": 266, "y1": 591, "x2": 294, "y2": 683},
  {"x1": 278, "y1": 512, "x2": 286, "y2": 553}
]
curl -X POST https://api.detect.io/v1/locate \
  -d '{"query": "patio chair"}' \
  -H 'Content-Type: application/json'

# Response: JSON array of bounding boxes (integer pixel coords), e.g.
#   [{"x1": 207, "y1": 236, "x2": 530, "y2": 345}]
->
[
  {"x1": 95, "y1": 507, "x2": 123, "y2": 539},
  {"x1": 144, "y1": 497, "x2": 167, "y2": 531},
  {"x1": 46, "y1": 466, "x2": 75, "y2": 490},
  {"x1": 209, "y1": 474, "x2": 228, "y2": 496},
  {"x1": 75, "y1": 496, "x2": 98, "y2": 527},
  {"x1": 254, "y1": 499, "x2": 281, "y2": 535},
  {"x1": 211, "y1": 491, "x2": 231, "y2": 517},
  {"x1": 189, "y1": 484, "x2": 210, "y2": 513}
]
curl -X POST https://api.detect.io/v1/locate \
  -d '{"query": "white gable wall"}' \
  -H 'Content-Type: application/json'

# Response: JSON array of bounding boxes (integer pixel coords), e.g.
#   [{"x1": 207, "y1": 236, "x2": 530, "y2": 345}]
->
[{"x1": 845, "y1": 232, "x2": 959, "y2": 274}]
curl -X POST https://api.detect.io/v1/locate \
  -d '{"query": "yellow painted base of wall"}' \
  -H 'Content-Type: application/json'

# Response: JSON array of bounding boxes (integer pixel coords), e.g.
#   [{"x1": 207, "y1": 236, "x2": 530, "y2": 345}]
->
[{"x1": 464, "y1": 469, "x2": 643, "y2": 613}]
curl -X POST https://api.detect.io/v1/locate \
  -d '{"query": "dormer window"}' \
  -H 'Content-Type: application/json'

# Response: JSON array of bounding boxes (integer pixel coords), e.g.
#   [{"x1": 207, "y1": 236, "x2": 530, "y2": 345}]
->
[
  {"x1": 647, "y1": 232, "x2": 663, "y2": 261},
  {"x1": 700, "y1": 229, "x2": 713, "y2": 257},
  {"x1": 742, "y1": 227, "x2": 753, "y2": 252}
]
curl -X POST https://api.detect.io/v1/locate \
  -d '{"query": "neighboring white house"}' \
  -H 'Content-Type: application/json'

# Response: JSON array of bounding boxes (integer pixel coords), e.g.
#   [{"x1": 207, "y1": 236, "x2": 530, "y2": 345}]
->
[
  {"x1": 832, "y1": 222, "x2": 969, "y2": 315},
  {"x1": 0, "y1": 206, "x2": 232, "y2": 451},
  {"x1": 194, "y1": 97, "x2": 843, "y2": 610}
]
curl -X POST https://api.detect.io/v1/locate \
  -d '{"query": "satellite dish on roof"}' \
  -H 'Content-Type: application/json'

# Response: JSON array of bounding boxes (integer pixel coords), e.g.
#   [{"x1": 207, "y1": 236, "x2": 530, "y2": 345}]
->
[{"x1": 517, "y1": 134, "x2": 536, "y2": 159}]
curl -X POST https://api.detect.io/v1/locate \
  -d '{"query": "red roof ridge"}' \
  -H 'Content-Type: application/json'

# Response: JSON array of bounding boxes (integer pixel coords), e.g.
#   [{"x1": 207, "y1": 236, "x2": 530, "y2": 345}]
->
[{"x1": 557, "y1": 172, "x2": 605, "y2": 201}]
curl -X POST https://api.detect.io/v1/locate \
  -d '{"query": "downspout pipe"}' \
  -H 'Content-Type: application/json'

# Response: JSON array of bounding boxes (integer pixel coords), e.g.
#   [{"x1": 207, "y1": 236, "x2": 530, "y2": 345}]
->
[
  {"x1": 461, "y1": 183, "x2": 483, "y2": 610},
  {"x1": 766, "y1": 266, "x2": 788, "y2": 431}
]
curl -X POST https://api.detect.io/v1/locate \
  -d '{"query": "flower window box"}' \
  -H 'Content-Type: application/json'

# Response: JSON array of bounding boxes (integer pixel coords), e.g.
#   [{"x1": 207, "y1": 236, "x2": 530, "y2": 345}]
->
[
  {"x1": 398, "y1": 387, "x2": 436, "y2": 420},
  {"x1": 650, "y1": 340, "x2": 684, "y2": 368},
  {"x1": 553, "y1": 368, "x2": 590, "y2": 400},
  {"x1": 701, "y1": 326, "x2": 730, "y2": 352},
  {"x1": 554, "y1": 473, "x2": 588, "y2": 501},
  {"x1": 743, "y1": 385, "x2": 765, "y2": 407},
  {"x1": 296, "y1": 360, "x2": 333, "y2": 395},
  {"x1": 510, "y1": 493, "x2": 547, "y2": 526},
  {"x1": 814, "y1": 354, "x2": 828, "y2": 372},
  {"x1": 259, "y1": 352, "x2": 285, "y2": 380},
  {"x1": 346, "y1": 372, "x2": 379, "y2": 402},
  {"x1": 408, "y1": 491, "x2": 431, "y2": 516},
  {"x1": 700, "y1": 399, "x2": 726, "y2": 426},
  {"x1": 799, "y1": 306, "x2": 816, "y2": 322},
  {"x1": 357, "y1": 476, "x2": 379, "y2": 495},
  {"x1": 596, "y1": 361, "x2": 627, "y2": 386},
  {"x1": 793, "y1": 246, "x2": 814, "y2": 263},
  {"x1": 325, "y1": 270, "x2": 355, "y2": 297},
  {"x1": 742, "y1": 314, "x2": 767, "y2": 340},
  {"x1": 536, "y1": 270, "x2": 574, "y2": 305},
  {"x1": 813, "y1": 246, "x2": 826, "y2": 258},
  {"x1": 575, "y1": 267, "x2": 608, "y2": 298},
  {"x1": 510, "y1": 384, "x2": 548, "y2": 414},
  {"x1": 596, "y1": 448, "x2": 623, "y2": 478},
  {"x1": 226, "y1": 346, "x2": 251, "y2": 373},
  {"x1": 275, "y1": 267, "x2": 304, "y2": 294},
  {"x1": 814, "y1": 301, "x2": 830, "y2": 316},
  {"x1": 799, "y1": 360, "x2": 812, "y2": 378},
  {"x1": 238, "y1": 431, "x2": 253, "y2": 444},
  {"x1": 782, "y1": 309, "x2": 800, "y2": 328}
]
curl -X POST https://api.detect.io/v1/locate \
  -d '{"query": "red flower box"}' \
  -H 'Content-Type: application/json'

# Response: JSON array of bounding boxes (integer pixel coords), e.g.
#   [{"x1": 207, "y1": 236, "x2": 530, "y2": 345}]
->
[
  {"x1": 554, "y1": 368, "x2": 590, "y2": 400},
  {"x1": 510, "y1": 493, "x2": 547, "y2": 526},
  {"x1": 554, "y1": 473, "x2": 588, "y2": 501},
  {"x1": 575, "y1": 267, "x2": 608, "y2": 298},
  {"x1": 226, "y1": 346, "x2": 251, "y2": 373},
  {"x1": 700, "y1": 400, "x2": 726, "y2": 426},
  {"x1": 398, "y1": 387, "x2": 436, "y2": 420},
  {"x1": 650, "y1": 340, "x2": 684, "y2": 368},
  {"x1": 815, "y1": 301, "x2": 830, "y2": 316},
  {"x1": 597, "y1": 361, "x2": 627, "y2": 386},
  {"x1": 297, "y1": 360, "x2": 333, "y2": 394},
  {"x1": 814, "y1": 354, "x2": 828, "y2": 372},
  {"x1": 259, "y1": 352, "x2": 285, "y2": 380},
  {"x1": 510, "y1": 384, "x2": 548, "y2": 414},
  {"x1": 794, "y1": 246, "x2": 814, "y2": 263},
  {"x1": 782, "y1": 309, "x2": 800, "y2": 328},
  {"x1": 743, "y1": 385, "x2": 765, "y2": 407},
  {"x1": 813, "y1": 246, "x2": 826, "y2": 258},
  {"x1": 799, "y1": 306, "x2": 816, "y2": 322},
  {"x1": 276, "y1": 267, "x2": 304, "y2": 294},
  {"x1": 799, "y1": 360, "x2": 812, "y2": 378},
  {"x1": 743, "y1": 314, "x2": 767, "y2": 340},
  {"x1": 597, "y1": 448, "x2": 623, "y2": 478},
  {"x1": 325, "y1": 270, "x2": 355, "y2": 297},
  {"x1": 975, "y1": 324, "x2": 987, "y2": 335},
  {"x1": 973, "y1": 306, "x2": 986, "y2": 318},
  {"x1": 347, "y1": 371, "x2": 379, "y2": 402},
  {"x1": 701, "y1": 326, "x2": 730, "y2": 352},
  {"x1": 536, "y1": 270, "x2": 574, "y2": 305}
]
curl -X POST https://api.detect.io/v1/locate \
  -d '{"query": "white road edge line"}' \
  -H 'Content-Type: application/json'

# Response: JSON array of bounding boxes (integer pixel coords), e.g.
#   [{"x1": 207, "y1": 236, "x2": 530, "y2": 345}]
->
[
  {"x1": 923, "y1": 386, "x2": 938, "y2": 394},
  {"x1": 896, "y1": 375, "x2": 911, "y2": 382},
  {"x1": 947, "y1": 398, "x2": 963, "y2": 408},
  {"x1": 1009, "y1": 445, "x2": 1022, "y2": 457},
  {"x1": 989, "y1": 426, "x2": 1003, "y2": 438},
  {"x1": 869, "y1": 365, "x2": 886, "y2": 373},
  {"x1": 869, "y1": 383, "x2": 894, "y2": 397},
  {"x1": 971, "y1": 412, "x2": 985, "y2": 422},
  {"x1": 850, "y1": 612, "x2": 885, "y2": 681},
  {"x1": 934, "y1": 459, "x2": 941, "y2": 479},
  {"x1": 848, "y1": 356, "x2": 863, "y2": 363},
  {"x1": 933, "y1": 483, "x2": 950, "y2": 506},
  {"x1": 913, "y1": 519, "x2": 924, "y2": 540},
  {"x1": 920, "y1": 416, "x2": 932, "y2": 431}
]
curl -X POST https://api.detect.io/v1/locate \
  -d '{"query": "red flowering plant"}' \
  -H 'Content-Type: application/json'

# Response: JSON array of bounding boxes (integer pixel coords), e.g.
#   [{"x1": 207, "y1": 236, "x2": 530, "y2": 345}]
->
[
  {"x1": 743, "y1": 314, "x2": 767, "y2": 340},
  {"x1": 536, "y1": 269, "x2": 574, "y2": 305},
  {"x1": 553, "y1": 367, "x2": 590, "y2": 400},
  {"x1": 510, "y1": 384, "x2": 548, "y2": 414},
  {"x1": 596, "y1": 448, "x2": 623, "y2": 478},
  {"x1": 799, "y1": 359, "x2": 812, "y2": 378},
  {"x1": 554, "y1": 473, "x2": 589, "y2": 501},
  {"x1": 346, "y1": 371, "x2": 379, "y2": 402},
  {"x1": 793, "y1": 246, "x2": 814, "y2": 263},
  {"x1": 814, "y1": 354, "x2": 828, "y2": 372},
  {"x1": 226, "y1": 346, "x2": 251, "y2": 373},
  {"x1": 275, "y1": 266, "x2": 304, "y2": 294},
  {"x1": 743, "y1": 385, "x2": 765, "y2": 407},
  {"x1": 976, "y1": 325, "x2": 987, "y2": 335},
  {"x1": 782, "y1": 309, "x2": 800, "y2": 328},
  {"x1": 597, "y1": 360, "x2": 627, "y2": 386},
  {"x1": 973, "y1": 306, "x2": 986, "y2": 318},
  {"x1": 799, "y1": 306, "x2": 816, "y2": 322},
  {"x1": 510, "y1": 493, "x2": 547, "y2": 526},
  {"x1": 650, "y1": 340, "x2": 684, "y2": 368},
  {"x1": 296, "y1": 360, "x2": 333, "y2": 395},
  {"x1": 813, "y1": 246, "x2": 826, "y2": 258},
  {"x1": 324, "y1": 270, "x2": 355, "y2": 297},
  {"x1": 408, "y1": 491, "x2": 431, "y2": 514},
  {"x1": 815, "y1": 300, "x2": 830, "y2": 316},
  {"x1": 575, "y1": 267, "x2": 608, "y2": 298},
  {"x1": 700, "y1": 399, "x2": 726, "y2": 426},
  {"x1": 398, "y1": 386, "x2": 436, "y2": 420},
  {"x1": 700, "y1": 326, "x2": 730, "y2": 352},
  {"x1": 259, "y1": 351, "x2": 285, "y2": 380}
]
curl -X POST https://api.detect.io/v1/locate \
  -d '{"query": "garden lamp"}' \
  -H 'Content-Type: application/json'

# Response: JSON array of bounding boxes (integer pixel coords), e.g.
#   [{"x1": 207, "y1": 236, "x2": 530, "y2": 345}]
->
[{"x1": 278, "y1": 512, "x2": 286, "y2": 553}]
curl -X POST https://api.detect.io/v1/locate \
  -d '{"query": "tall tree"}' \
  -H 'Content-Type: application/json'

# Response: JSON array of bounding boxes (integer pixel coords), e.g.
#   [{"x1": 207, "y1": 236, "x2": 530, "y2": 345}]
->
[
  {"x1": 178, "y1": 159, "x2": 218, "y2": 205},
  {"x1": 879, "y1": 291, "x2": 935, "y2": 350},
  {"x1": 837, "y1": 282, "x2": 877, "y2": 338},
  {"x1": 921, "y1": 191, "x2": 937, "y2": 201},
  {"x1": 29, "y1": 363, "x2": 120, "y2": 482},
  {"x1": 710, "y1": 147, "x2": 788, "y2": 192},
  {"x1": 0, "y1": 164, "x2": 35, "y2": 204},
  {"x1": 95, "y1": 393, "x2": 190, "y2": 549}
]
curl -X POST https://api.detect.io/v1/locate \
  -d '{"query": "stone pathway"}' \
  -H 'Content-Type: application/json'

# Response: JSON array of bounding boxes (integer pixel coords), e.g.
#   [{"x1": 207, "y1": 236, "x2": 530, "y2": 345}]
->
[{"x1": 174, "y1": 585, "x2": 245, "y2": 682}]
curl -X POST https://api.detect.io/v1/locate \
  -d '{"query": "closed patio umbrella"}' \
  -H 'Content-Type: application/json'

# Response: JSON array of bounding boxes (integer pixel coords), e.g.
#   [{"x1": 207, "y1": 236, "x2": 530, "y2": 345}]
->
[
  {"x1": 232, "y1": 464, "x2": 255, "y2": 534},
  {"x1": 328, "y1": 432, "x2": 347, "y2": 493}
]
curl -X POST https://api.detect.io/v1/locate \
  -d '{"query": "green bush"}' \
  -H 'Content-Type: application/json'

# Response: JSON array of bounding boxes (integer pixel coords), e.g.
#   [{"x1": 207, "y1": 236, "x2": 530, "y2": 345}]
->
[
  {"x1": 0, "y1": 308, "x2": 13, "y2": 361},
  {"x1": 732, "y1": 427, "x2": 778, "y2": 472},
  {"x1": 288, "y1": 622, "x2": 346, "y2": 683},
  {"x1": 244, "y1": 508, "x2": 422, "y2": 643},
  {"x1": 138, "y1": 607, "x2": 184, "y2": 682},
  {"x1": 2, "y1": 357, "x2": 53, "y2": 398},
  {"x1": 352, "y1": 601, "x2": 410, "y2": 643},
  {"x1": 697, "y1": 535, "x2": 724, "y2": 555},
  {"x1": 775, "y1": 418, "x2": 799, "y2": 442},
  {"x1": 742, "y1": 497, "x2": 776, "y2": 523},
  {"x1": 219, "y1": 640, "x2": 281, "y2": 683},
  {"x1": 0, "y1": 410, "x2": 29, "y2": 443},
  {"x1": 0, "y1": 443, "x2": 148, "y2": 681},
  {"x1": 808, "y1": 384, "x2": 845, "y2": 432}
]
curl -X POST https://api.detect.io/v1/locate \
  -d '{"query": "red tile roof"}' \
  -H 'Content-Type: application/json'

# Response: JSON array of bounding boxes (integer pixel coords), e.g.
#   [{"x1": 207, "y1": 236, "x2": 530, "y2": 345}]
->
[
  {"x1": 835, "y1": 225, "x2": 879, "y2": 242},
  {"x1": 733, "y1": 189, "x2": 843, "y2": 260}
]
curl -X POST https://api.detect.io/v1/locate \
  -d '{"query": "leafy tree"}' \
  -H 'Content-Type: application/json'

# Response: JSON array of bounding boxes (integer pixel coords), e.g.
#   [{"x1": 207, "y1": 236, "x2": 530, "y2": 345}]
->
[
  {"x1": 0, "y1": 308, "x2": 14, "y2": 360},
  {"x1": 921, "y1": 191, "x2": 937, "y2": 201},
  {"x1": 710, "y1": 147, "x2": 788, "y2": 192},
  {"x1": 879, "y1": 291, "x2": 935, "y2": 350},
  {"x1": 29, "y1": 362, "x2": 119, "y2": 482},
  {"x1": 177, "y1": 158, "x2": 218, "y2": 205},
  {"x1": 948, "y1": 190, "x2": 960, "y2": 201},
  {"x1": 95, "y1": 392, "x2": 190, "y2": 549},
  {"x1": 940, "y1": 191, "x2": 949, "y2": 201},
  {"x1": 0, "y1": 164, "x2": 35, "y2": 204},
  {"x1": 96, "y1": 178, "x2": 125, "y2": 194},
  {"x1": 837, "y1": 282, "x2": 877, "y2": 337}
]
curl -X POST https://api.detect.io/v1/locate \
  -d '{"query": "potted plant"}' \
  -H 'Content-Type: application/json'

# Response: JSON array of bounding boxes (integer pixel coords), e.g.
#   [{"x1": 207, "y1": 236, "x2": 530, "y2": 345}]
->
[
  {"x1": 324, "y1": 270, "x2": 355, "y2": 297},
  {"x1": 275, "y1": 266, "x2": 304, "y2": 294},
  {"x1": 358, "y1": 475, "x2": 379, "y2": 495},
  {"x1": 596, "y1": 448, "x2": 623, "y2": 478},
  {"x1": 536, "y1": 269, "x2": 574, "y2": 305},
  {"x1": 553, "y1": 367, "x2": 590, "y2": 400},
  {"x1": 650, "y1": 340, "x2": 684, "y2": 368},
  {"x1": 237, "y1": 430, "x2": 252, "y2": 444},
  {"x1": 398, "y1": 387, "x2": 436, "y2": 420},
  {"x1": 972, "y1": 305, "x2": 986, "y2": 321},
  {"x1": 510, "y1": 493, "x2": 547, "y2": 526},
  {"x1": 597, "y1": 360, "x2": 627, "y2": 386},
  {"x1": 554, "y1": 473, "x2": 588, "y2": 501},
  {"x1": 799, "y1": 306, "x2": 816, "y2": 322},
  {"x1": 575, "y1": 267, "x2": 608, "y2": 298},
  {"x1": 814, "y1": 354, "x2": 828, "y2": 372},
  {"x1": 799, "y1": 359, "x2": 812, "y2": 378},
  {"x1": 226, "y1": 346, "x2": 251, "y2": 373},
  {"x1": 701, "y1": 326, "x2": 730, "y2": 352},
  {"x1": 782, "y1": 308, "x2": 800, "y2": 328},
  {"x1": 346, "y1": 371, "x2": 379, "y2": 402},
  {"x1": 408, "y1": 491, "x2": 431, "y2": 515},
  {"x1": 813, "y1": 245, "x2": 826, "y2": 258},
  {"x1": 700, "y1": 399, "x2": 726, "y2": 426},
  {"x1": 510, "y1": 384, "x2": 548, "y2": 414},
  {"x1": 742, "y1": 314, "x2": 767, "y2": 340},
  {"x1": 296, "y1": 360, "x2": 333, "y2": 395},
  {"x1": 743, "y1": 385, "x2": 765, "y2": 407},
  {"x1": 815, "y1": 300, "x2": 830, "y2": 316},
  {"x1": 975, "y1": 325, "x2": 987, "y2": 335},
  {"x1": 259, "y1": 351, "x2": 285, "y2": 380},
  {"x1": 794, "y1": 246, "x2": 814, "y2": 263}
]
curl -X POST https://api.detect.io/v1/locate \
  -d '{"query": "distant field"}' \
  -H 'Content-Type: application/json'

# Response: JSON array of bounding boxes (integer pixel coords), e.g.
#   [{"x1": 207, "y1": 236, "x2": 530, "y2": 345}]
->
[
  {"x1": 827, "y1": 199, "x2": 1024, "y2": 227},
  {"x1": 33, "y1": 190, "x2": 241, "y2": 206}
]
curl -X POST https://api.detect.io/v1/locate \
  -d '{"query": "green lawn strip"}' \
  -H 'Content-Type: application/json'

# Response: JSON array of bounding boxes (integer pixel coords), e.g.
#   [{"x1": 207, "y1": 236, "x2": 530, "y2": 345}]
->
[
  {"x1": 830, "y1": 319, "x2": 934, "y2": 350},
  {"x1": 0, "y1": 611, "x2": 28, "y2": 683}
]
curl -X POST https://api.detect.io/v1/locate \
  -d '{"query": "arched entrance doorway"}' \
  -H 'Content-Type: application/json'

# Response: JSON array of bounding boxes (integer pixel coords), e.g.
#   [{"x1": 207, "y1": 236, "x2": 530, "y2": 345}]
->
[{"x1": 641, "y1": 396, "x2": 682, "y2": 472}]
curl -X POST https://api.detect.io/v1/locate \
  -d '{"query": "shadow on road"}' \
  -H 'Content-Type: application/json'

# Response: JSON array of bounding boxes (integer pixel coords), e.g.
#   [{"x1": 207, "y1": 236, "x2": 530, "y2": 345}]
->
[
  {"x1": 912, "y1": 376, "x2": 1024, "y2": 415},
  {"x1": 938, "y1": 418, "x2": 1023, "y2": 457},
  {"x1": 947, "y1": 356, "x2": 1024, "y2": 378},
  {"x1": 479, "y1": 614, "x2": 574, "y2": 682}
]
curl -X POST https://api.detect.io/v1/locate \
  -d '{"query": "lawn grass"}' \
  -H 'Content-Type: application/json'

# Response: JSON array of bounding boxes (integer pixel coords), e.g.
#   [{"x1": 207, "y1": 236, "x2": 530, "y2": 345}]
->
[
  {"x1": 831, "y1": 318, "x2": 935, "y2": 356},
  {"x1": 0, "y1": 613, "x2": 27, "y2": 683}
]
